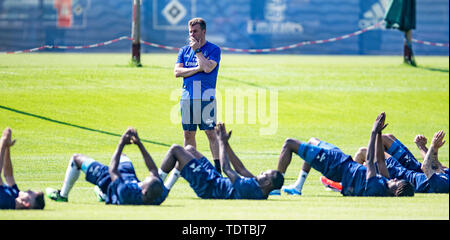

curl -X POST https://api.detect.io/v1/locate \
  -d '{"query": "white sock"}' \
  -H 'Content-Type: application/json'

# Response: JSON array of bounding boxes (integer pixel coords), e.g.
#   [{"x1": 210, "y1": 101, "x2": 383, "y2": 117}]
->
[
  {"x1": 158, "y1": 168, "x2": 169, "y2": 182},
  {"x1": 292, "y1": 170, "x2": 308, "y2": 191},
  {"x1": 60, "y1": 158, "x2": 80, "y2": 198},
  {"x1": 164, "y1": 169, "x2": 181, "y2": 190}
]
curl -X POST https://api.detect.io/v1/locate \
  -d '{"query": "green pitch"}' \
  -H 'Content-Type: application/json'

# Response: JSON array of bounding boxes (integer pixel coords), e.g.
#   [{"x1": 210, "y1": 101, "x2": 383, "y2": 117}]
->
[{"x1": 0, "y1": 53, "x2": 448, "y2": 219}]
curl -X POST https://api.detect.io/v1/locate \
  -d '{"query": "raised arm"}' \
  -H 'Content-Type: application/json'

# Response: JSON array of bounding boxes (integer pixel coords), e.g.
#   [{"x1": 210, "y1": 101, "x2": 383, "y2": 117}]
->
[
  {"x1": 219, "y1": 129, "x2": 254, "y2": 178},
  {"x1": 414, "y1": 135, "x2": 428, "y2": 160},
  {"x1": 109, "y1": 128, "x2": 133, "y2": 182},
  {"x1": 422, "y1": 130, "x2": 446, "y2": 179},
  {"x1": 366, "y1": 112, "x2": 388, "y2": 180},
  {"x1": 130, "y1": 129, "x2": 159, "y2": 177},
  {"x1": 0, "y1": 130, "x2": 7, "y2": 185},
  {"x1": 215, "y1": 123, "x2": 240, "y2": 183},
  {"x1": 190, "y1": 37, "x2": 218, "y2": 74},
  {"x1": 0, "y1": 128, "x2": 16, "y2": 186},
  {"x1": 375, "y1": 129, "x2": 390, "y2": 179}
]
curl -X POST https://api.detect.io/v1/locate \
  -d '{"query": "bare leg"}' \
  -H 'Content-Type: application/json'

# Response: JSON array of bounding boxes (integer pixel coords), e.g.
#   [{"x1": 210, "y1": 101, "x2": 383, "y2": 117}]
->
[
  {"x1": 160, "y1": 144, "x2": 199, "y2": 189},
  {"x1": 185, "y1": 145, "x2": 205, "y2": 160},
  {"x1": 404, "y1": 30, "x2": 416, "y2": 66},
  {"x1": 205, "y1": 129, "x2": 221, "y2": 173},
  {"x1": 354, "y1": 147, "x2": 368, "y2": 165},
  {"x1": 405, "y1": 30, "x2": 413, "y2": 45},
  {"x1": 160, "y1": 144, "x2": 196, "y2": 173},
  {"x1": 381, "y1": 133, "x2": 397, "y2": 152},
  {"x1": 277, "y1": 138, "x2": 303, "y2": 174},
  {"x1": 277, "y1": 138, "x2": 310, "y2": 195},
  {"x1": 184, "y1": 131, "x2": 197, "y2": 148},
  {"x1": 205, "y1": 129, "x2": 219, "y2": 160}
]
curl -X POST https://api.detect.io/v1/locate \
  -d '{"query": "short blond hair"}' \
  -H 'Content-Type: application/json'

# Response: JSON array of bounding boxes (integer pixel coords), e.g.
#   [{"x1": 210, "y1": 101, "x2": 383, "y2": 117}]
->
[{"x1": 188, "y1": 18, "x2": 206, "y2": 30}]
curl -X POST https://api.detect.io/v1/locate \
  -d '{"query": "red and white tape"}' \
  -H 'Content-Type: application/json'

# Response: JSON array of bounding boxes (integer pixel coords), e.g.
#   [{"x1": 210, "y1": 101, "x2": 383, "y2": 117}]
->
[
  {"x1": 3, "y1": 22, "x2": 448, "y2": 54},
  {"x1": 222, "y1": 21, "x2": 383, "y2": 53},
  {"x1": 411, "y1": 39, "x2": 449, "y2": 48},
  {"x1": 4, "y1": 36, "x2": 130, "y2": 54},
  {"x1": 139, "y1": 39, "x2": 180, "y2": 51}
]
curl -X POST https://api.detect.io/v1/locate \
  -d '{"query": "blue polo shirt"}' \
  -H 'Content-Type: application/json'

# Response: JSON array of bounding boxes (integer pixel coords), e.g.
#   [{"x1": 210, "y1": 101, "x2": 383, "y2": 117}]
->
[
  {"x1": 0, "y1": 184, "x2": 19, "y2": 209},
  {"x1": 176, "y1": 41, "x2": 221, "y2": 100}
]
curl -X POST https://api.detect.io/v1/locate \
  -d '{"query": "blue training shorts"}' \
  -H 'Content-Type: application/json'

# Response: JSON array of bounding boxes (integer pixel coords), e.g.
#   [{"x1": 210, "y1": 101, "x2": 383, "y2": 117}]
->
[
  {"x1": 180, "y1": 157, "x2": 233, "y2": 199},
  {"x1": 386, "y1": 139, "x2": 422, "y2": 172},
  {"x1": 84, "y1": 159, "x2": 136, "y2": 194},
  {"x1": 181, "y1": 99, "x2": 216, "y2": 131},
  {"x1": 297, "y1": 141, "x2": 352, "y2": 182}
]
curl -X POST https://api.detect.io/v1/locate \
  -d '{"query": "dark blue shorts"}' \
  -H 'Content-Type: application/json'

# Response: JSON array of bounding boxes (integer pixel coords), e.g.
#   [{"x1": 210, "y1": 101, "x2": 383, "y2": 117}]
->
[
  {"x1": 85, "y1": 161, "x2": 136, "y2": 194},
  {"x1": 180, "y1": 157, "x2": 233, "y2": 199},
  {"x1": 181, "y1": 99, "x2": 216, "y2": 131},
  {"x1": 428, "y1": 172, "x2": 449, "y2": 193},
  {"x1": 386, "y1": 139, "x2": 422, "y2": 172},
  {"x1": 297, "y1": 141, "x2": 352, "y2": 182}
]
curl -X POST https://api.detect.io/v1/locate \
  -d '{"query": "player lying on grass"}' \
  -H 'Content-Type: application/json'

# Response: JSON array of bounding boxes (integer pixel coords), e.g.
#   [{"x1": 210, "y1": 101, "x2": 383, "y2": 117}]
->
[
  {"x1": 46, "y1": 128, "x2": 169, "y2": 205},
  {"x1": 274, "y1": 112, "x2": 415, "y2": 197},
  {"x1": 319, "y1": 131, "x2": 448, "y2": 194},
  {"x1": 157, "y1": 122, "x2": 284, "y2": 199},
  {"x1": 0, "y1": 127, "x2": 45, "y2": 210}
]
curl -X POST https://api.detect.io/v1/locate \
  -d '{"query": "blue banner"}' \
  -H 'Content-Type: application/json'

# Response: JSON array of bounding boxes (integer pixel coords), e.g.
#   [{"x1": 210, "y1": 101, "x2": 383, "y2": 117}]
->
[{"x1": 0, "y1": 0, "x2": 448, "y2": 55}]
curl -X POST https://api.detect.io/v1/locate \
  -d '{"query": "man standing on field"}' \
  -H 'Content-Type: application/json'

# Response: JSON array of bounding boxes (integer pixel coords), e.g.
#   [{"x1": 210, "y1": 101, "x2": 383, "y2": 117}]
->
[{"x1": 174, "y1": 18, "x2": 222, "y2": 175}]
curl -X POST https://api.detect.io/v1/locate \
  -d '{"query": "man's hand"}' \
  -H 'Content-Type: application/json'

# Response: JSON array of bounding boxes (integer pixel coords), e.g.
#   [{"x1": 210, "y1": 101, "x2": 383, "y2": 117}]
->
[
  {"x1": 414, "y1": 135, "x2": 427, "y2": 149},
  {"x1": 372, "y1": 112, "x2": 388, "y2": 134},
  {"x1": 430, "y1": 130, "x2": 446, "y2": 151},
  {"x1": 1, "y1": 128, "x2": 16, "y2": 147},
  {"x1": 120, "y1": 127, "x2": 136, "y2": 145},
  {"x1": 129, "y1": 128, "x2": 141, "y2": 145},
  {"x1": 215, "y1": 122, "x2": 232, "y2": 142},
  {"x1": 189, "y1": 37, "x2": 201, "y2": 51}
]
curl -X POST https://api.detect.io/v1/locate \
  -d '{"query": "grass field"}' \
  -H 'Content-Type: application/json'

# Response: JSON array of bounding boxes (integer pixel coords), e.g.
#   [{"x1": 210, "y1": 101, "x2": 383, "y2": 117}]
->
[{"x1": 0, "y1": 53, "x2": 448, "y2": 220}]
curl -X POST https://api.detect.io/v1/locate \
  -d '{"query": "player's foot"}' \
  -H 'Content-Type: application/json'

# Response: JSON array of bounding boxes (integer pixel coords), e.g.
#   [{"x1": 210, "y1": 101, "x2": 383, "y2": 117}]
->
[
  {"x1": 93, "y1": 186, "x2": 106, "y2": 202},
  {"x1": 404, "y1": 58, "x2": 417, "y2": 67},
  {"x1": 45, "y1": 188, "x2": 68, "y2": 202},
  {"x1": 409, "y1": 57, "x2": 417, "y2": 67},
  {"x1": 319, "y1": 176, "x2": 342, "y2": 192},
  {"x1": 269, "y1": 189, "x2": 281, "y2": 195},
  {"x1": 281, "y1": 185, "x2": 302, "y2": 195},
  {"x1": 403, "y1": 43, "x2": 417, "y2": 67}
]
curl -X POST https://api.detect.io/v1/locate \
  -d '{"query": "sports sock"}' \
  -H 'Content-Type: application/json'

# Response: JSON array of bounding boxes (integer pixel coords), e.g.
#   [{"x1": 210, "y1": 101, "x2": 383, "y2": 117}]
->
[
  {"x1": 214, "y1": 159, "x2": 221, "y2": 173},
  {"x1": 158, "y1": 168, "x2": 169, "y2": 182},
  {"x1": 292, "y1": 170, "x2": 308, "y2": 191},
  {"x1": 164, "y1": 169, "x2": 181, "y2": 189},
  {"x1": 60, "y1": 158, "x2": 81, "y2": 198}
]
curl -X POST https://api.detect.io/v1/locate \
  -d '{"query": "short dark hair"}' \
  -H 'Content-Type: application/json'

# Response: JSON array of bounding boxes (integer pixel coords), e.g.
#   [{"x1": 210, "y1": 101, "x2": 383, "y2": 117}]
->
[
  {"x1": 188, "y1": 18, "x2": 206, "y2": 30},
  {"x1": 394, "y1": 180, "x2": 415, "y2": 197},
  {"x1": 143, "y1": 179, "x2": 163, "y2": 204},
  {"x1": 31, "y1": 192, "x2": 45, "y2": 210},
  {"x1": 271, "y1": 171, "x2": 284, "y2": 190}
]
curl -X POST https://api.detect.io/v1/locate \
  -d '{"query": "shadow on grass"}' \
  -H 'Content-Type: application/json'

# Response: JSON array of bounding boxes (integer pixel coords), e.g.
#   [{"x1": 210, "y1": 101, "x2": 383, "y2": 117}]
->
[
  {"x1": 221, "y1": 76, "x2": 268, "y2": 89},
  {"x1": 416, "y1": 65, "x2": 449, "y2": 73},
  {"x1": 0, "y1": 105, "x2": 171, "y2": 147}
]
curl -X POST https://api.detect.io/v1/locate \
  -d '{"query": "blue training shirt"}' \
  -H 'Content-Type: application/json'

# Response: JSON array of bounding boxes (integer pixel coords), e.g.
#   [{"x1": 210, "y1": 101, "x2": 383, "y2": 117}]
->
[
  {"x1": 107, "y1": 176, "x2": 169, "y2": 205},
  {"x1": 105, "y1": 162, "x2": 168, "y2": 205},
  {"x1": 0, "y1": 184, "x2": 19, "y2": 209},
  {"x1": 232, "y1": 177, "x2": 266, "y2": 200},
  {"x1": 341, "y1": 161, "x2": 389, "y2": 196},
  {"x1": 386, "y1": 157, "x2": 449, "y2": 193},
  {"x1": 176, "y1": 41, "x2": 221, "y2": 100},
  {"x1": 107, "y1": 177, "x2": 142, "y2": 205}
]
